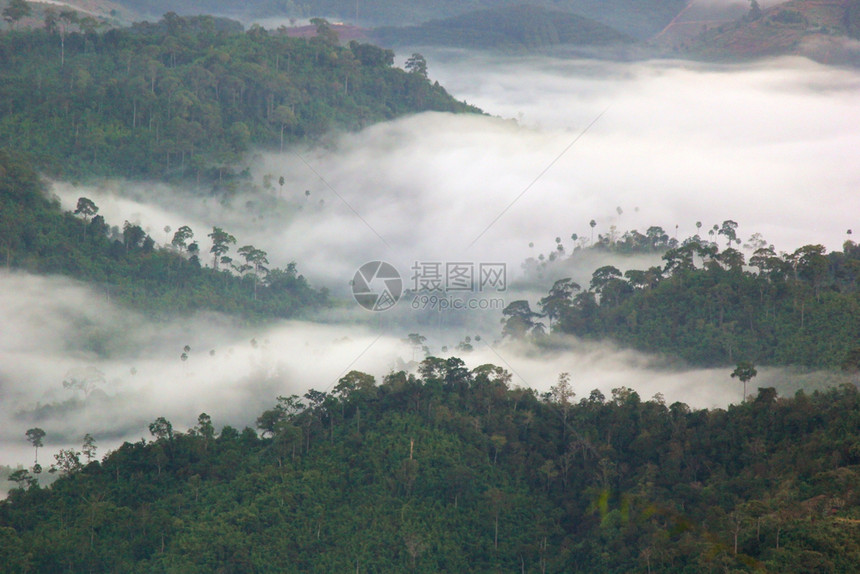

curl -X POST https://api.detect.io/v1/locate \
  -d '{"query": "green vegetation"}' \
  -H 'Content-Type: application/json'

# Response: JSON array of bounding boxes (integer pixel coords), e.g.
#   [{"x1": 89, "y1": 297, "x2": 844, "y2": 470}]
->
[
  {"x1": 0, "y1": 14, "x2": 480, "y2": 183},
  {"x1": 4, "y1": 360, "x2": 860, "y2": 571},
  {"x1": 0, "y1": 151, "x2": 326, "y2": 320},
  {"x1": 374, "y1": 5, "x2": 632, "y2": 52},
  {"x1": 517, "y1": 224, "x2": 860, "y2": 368}
]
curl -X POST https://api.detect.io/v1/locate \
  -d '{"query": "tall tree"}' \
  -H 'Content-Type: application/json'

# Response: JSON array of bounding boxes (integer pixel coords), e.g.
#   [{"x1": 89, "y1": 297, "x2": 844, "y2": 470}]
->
[
  {"x1": 208, "y1": 227, "x2": 236, "y2": 270},
  {"x1": 731, "y1": 361, "x2": 757, "y2": 402},
  {"x1": 237, "y1": 245, "x2": 269, "y2": 299},
  {"x1": 25, "y1": 428, "x2": 45, "y2": 466},
  {"x1": 171, "y1": 225, "x2": 194, "y2": 252},
  {"x1": 405, "y1": 53, "x2": 428, "y2": 78},
  {"x1": 501, "y1": 300, "x2": 544, "y2": 339},
  {"x1": 539, "y1": 278, "x2": 580, "y2": 329}
]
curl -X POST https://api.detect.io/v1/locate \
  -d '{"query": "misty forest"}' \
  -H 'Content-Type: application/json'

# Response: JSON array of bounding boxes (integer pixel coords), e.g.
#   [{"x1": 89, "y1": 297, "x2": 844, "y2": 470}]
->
[{"x1": 1, "y1": 0, "x2": 860, "y2": 572}]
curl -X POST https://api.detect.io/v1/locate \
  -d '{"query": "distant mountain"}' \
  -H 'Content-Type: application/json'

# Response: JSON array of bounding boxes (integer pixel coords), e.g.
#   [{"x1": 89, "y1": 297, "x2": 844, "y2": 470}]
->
[
  {"x1": 682, "y1": 0, "x2": 860, "y2": 65},
  {"x1": 107, "y1": 0, "x2": 688, "y2": 39},
  {"x1": 372, "y1": 5, "x2": 633, "y2": 52}
]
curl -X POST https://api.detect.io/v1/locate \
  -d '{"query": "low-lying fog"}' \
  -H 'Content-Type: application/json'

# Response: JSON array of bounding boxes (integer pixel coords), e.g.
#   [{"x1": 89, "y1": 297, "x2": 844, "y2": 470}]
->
[{"x1": 3, "y1": 52, "x2": 859, "y2": 476}]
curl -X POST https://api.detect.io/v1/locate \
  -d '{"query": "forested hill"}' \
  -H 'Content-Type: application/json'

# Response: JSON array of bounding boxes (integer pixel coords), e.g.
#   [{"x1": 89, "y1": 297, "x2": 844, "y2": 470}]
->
[
  {"x1": 0, "y1": 151, "x2": 326, "y2": 320},
  {"x1": 511, "y1": 225, "x2": 860, "y2": 369},
  {"x1": 5, "y1": 360, "x2": 860, "y2": 571},
  {"x1": 373, "y1": 5, "x2": 633, "y2": 52},
  {"x1": 109, "y1": 0, "x2": 688, "y2": 39},
  {"x1": 0, "y1": 14, "x2": 480, "y2": 182}
]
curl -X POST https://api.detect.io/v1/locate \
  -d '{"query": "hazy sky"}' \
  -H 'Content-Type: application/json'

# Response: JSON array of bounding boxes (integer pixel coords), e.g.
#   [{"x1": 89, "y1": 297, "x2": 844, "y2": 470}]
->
[{"x1": 4, "y1": 53, "x2": 860, "y2": 476}]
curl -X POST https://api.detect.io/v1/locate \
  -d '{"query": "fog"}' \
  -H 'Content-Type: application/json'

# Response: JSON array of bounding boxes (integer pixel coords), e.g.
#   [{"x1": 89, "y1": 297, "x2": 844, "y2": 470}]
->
[
  {"x1": 4, "y1": 52, "x2": 860, "y2": 475},
  {"x1": 7, "y1": 269, "x2": 846, "y2": 480}
]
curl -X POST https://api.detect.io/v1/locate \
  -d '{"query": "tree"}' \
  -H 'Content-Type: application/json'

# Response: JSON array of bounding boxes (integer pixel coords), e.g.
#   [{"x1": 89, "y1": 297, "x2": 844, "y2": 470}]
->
[
  {"x1": 82, "y1": 434, "x2": 97, "y2": 463},
  {"x1": 122, "y1": 221, "x2": 146, "y2": 252},
  {"x1": 539, "y1": 278, "x2": 580, "y2": 329},
  {"x1": 7, "y1": 469, "x2": 35, "y2": 490},
  {"x1": 272, "y1": 105, "x2": 296, "y2": 152},
  {"x1": 171, "y1": 225, "x2": 194, "y2": 252},
  {"x1": 51, "y1": 9, "x2": 79, "y2": 67},
  {"x1": 25, "y1": 428, "x2": 46, "y2": 465},
  {"x1": 718, "y1": 220, "x2": 739, "y2": 248},
  {"x1": 194, "y1": 413, "x2": 215, "y2": 451},
  {"x1": 52, "y1": 448, "x2": 82, "y2": 475},
  {"x1": 149, "y1": 417, "x2": 174, "y2": 442},
  {"x1": 74, "y1": 197, "x2": 98, "y2": 223},
  {"x1": 405, "y1": 53, "x2": 428, "y2": 79},
  {"x1": 237, "y1": 245, "x2": 269, "y2": 299},
  {"x1": 747, "y1": 0, "x2": 763, "y2": 21},
  {"x1": 310, "y1": 17, "x2": 338, "y2": 44},
  {"x1": 731, "y1": 361, "x2": 757, "y2": 402},
  {"x1": 208, "y1": 227, "x2": 236, "y2": 270},
  {"x1": 2, "y1": 0, "x2": 31, "y2": 30},
  {"x1": 501, "y1": 300, "x2": 544, "y2": 339},
  {"x1": 550, "y1": 372, "x2": 575, "y2": 438},
  {"x1": 403, "y1": 333, "x2": 429, "y2": 361}
]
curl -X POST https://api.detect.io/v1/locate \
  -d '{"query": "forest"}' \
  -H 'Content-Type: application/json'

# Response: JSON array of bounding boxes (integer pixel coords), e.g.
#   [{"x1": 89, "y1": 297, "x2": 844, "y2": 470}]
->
[
  {"x1": 0, "y1": 150, "x2": 327, "y2": 321},
  {"x1": 509, "y1": 223, "x2": 860, "y2": 369},
  {"x1": 0, "y1": 14, "x2": 480, "y2": 183},
  {"x1": 4, "y1": 360, "x2": 860, "y2": 572}
]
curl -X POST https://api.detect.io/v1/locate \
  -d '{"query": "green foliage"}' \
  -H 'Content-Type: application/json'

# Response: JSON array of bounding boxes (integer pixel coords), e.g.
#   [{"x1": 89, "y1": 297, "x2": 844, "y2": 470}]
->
[
  {"x1": 540, "y1": 234, "x2": 860, "y2": 368},
  {"x1": 0, "y1": 14, "x2": 480, "y2": 182},
  {"x1": 4, "y1": 362, "x2": 860, "y2": 571},
  {"x1": 0, "y1": 151, "x2": 326, "y2": 320}
]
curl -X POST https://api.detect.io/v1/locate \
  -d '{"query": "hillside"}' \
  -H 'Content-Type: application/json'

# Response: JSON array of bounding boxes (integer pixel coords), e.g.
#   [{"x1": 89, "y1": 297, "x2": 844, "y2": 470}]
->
[
  {"x1": 682, "y1": 0, "x2": 860, "y2": 65},
  {"x1": 0, "y1": 14, "x2": 480, "y2": 183},
  {"x1": 4, "y1": 361, "x2": 860, "y2": 571},
  {"x1": 0, "y1": 151, "x2": 327, "y2": 320},
  {"x1": 103, "y1": 0, "x2": 688, "y2": 39},
  {"x1": 372, "y1": 5, "x2": 633, "y2": 52},
  {"x1": 516, "y1": 225, "x2": 860, "y2": 369}
]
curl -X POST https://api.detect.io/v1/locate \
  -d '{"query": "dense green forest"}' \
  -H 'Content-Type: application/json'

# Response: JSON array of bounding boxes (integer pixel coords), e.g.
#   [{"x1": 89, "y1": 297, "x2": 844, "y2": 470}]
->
[
  {"x1": 509, "y1": 223, "x2": 860, "y2": 369},
  {"x1": 0, "y1": 13, "x2": 479, "y2": 182},
  {"x1": 373, "y1": 5, "x2": 632, "y2": 52},
  {"x1": 4, "y1": 360, "x2": 860, "y2": 571},
  {"x1": 0, "y1": 150, "x2": 326, "y2": 320}
]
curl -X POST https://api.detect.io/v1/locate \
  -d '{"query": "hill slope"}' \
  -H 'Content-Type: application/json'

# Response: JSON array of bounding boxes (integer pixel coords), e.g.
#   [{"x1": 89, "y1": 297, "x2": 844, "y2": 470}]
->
[
  {"x1": 4, "y1": 362, "x2": 860, "y2": 571},
  {"x1": 519, "y1": 226, "x2": 860, "y2": 369},
  {"x1": 373, "y1": 5, "x2": 633, "y2": 52},
  {"x1": 683, "y1": 0, "x2": 860, "y2": 65},
  {"x1": 0, "y1": 151, "x2": 326, "y2": 320},
  {"x1": 0, "y1": 14, "x2": 480, "y2": 183},
  {"x1": 107, "y1": 0, "x2": 689, "y2": 39}
]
